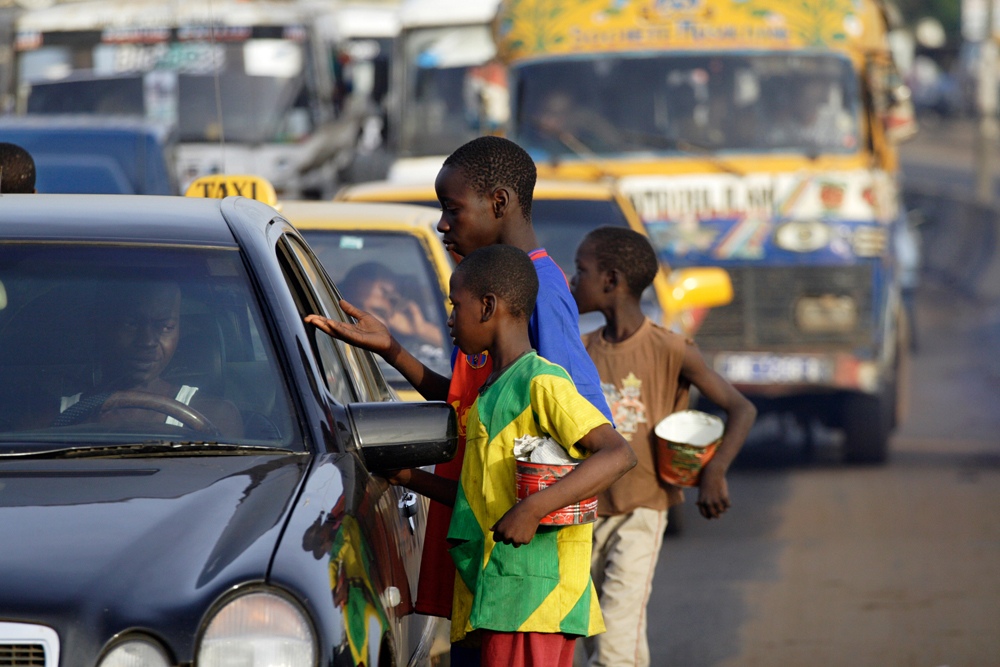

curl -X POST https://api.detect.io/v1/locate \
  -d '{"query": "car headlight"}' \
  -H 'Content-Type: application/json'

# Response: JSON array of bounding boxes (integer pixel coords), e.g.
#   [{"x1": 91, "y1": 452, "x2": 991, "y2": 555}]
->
[
  {"x1": 98, "y1": 639, "x2": 170, "y2": 667},
  {"x1": 774, "y1": 220, "x2": 831, "y2": 252},
  {"x1": 198, "y1": 591, "x2": 316, "y2": 667}
]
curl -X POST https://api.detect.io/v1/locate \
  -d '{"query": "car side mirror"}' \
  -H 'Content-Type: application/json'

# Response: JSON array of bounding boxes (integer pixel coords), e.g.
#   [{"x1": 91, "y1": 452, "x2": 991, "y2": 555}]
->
[
  {"x1": 664, "y1": 267, "x2": 733, "y2": 312},
  {"x1": 347, "y1": 401, "x2": 458, "y2": 471}
]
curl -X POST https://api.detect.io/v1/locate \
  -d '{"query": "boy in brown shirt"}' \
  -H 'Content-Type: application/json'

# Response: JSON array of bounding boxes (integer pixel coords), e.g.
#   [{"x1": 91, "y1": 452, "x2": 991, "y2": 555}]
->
[{"x1": 570, "y1": 226, "x2": 757, "y2": 667}]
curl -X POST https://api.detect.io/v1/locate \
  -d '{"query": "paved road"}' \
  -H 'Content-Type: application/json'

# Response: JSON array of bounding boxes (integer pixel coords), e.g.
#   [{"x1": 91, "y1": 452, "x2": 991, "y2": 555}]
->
[
  {"x1": 646, "y1": 129, "x2": 1000, "y2": 667},
  {"x1": 898, "y1": 118, "x2": 1000, "y2": 199}
]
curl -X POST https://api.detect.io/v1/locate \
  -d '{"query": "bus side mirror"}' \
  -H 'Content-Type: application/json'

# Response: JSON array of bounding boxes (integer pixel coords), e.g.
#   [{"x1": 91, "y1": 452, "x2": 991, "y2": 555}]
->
[
  {"x1": 664, "y1": 267, "x2": 733, "y2": 312},
  {"x1": 882, "y1": 94, "x2": 919, "y2": 144}
]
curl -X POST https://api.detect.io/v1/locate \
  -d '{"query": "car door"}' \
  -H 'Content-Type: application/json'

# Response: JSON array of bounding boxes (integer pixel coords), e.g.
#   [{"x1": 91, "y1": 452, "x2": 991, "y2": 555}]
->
[{"x1": 275, "y1": 229, "x2": 433, "y2": 665}]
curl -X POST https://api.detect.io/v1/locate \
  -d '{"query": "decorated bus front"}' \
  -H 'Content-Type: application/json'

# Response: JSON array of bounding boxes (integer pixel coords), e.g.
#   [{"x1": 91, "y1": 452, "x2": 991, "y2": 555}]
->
[{"x1": 496, "y1": 0, "x2": 914, "y2": 462}]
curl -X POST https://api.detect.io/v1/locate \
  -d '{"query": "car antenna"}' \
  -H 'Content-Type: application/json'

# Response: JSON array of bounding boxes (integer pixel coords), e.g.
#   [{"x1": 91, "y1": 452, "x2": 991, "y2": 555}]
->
[{"x1": 207, "y1": 0, "x2": 226, "y2": 174}]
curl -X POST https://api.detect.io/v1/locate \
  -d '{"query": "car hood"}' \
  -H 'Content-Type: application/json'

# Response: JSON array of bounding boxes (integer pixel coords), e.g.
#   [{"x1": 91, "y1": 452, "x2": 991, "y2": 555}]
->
[{"x1": 0, "y1": 453, "x2": 310, "y2": 665}]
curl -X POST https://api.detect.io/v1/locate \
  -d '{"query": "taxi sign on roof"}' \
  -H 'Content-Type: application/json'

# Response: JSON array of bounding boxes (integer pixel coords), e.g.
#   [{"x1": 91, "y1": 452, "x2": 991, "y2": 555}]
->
[{"x1": 185, "y1": 175, "x2": 278, "y2": 207}]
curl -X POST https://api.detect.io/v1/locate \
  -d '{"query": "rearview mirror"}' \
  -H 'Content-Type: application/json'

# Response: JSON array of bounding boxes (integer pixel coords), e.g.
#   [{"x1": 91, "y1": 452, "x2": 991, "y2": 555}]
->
[
  {"x1": 347, "y1": 401, "x2": 458, "y2": 471},
  {"x1": 665, "y1": 267, "x2": 733, "y2": 312}
]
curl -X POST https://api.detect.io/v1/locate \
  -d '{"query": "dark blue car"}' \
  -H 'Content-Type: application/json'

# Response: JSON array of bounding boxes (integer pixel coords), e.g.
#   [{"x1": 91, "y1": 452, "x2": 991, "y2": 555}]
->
[
  {"x1": 0, "y1": 194, "x2": 456, "y2": 667},
  {"x1": 0, "y1": 117, "x2": 176, "y2": 195}
]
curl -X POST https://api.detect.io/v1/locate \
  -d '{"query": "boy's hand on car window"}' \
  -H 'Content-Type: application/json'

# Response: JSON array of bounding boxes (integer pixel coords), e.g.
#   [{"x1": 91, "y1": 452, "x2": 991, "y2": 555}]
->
[
  {"x1": 305, "y1": 299, "x2": 394, "y2": 355},
  {"x1": 491, "y1": 498, "x2": 544, "y2": 547},
  {"x1": 696, "y1": 463, "x2": 731, "y2": 519}
]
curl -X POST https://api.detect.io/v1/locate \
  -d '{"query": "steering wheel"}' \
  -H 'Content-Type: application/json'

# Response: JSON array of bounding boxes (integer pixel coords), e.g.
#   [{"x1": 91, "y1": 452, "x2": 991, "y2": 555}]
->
[{"x1": 101, "y1": 391, "x2": 219, "y2": 436}]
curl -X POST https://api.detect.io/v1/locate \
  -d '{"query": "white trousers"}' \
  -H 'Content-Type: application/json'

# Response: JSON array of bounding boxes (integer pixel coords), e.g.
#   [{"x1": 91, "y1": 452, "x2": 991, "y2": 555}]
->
[{"x1": 582, "y1": 507, "x2": 667, "y2": 667}]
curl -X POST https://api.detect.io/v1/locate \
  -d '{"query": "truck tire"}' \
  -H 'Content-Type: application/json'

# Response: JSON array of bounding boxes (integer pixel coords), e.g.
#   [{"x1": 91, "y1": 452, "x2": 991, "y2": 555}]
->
[
  {"x1": 892, "y1": 314, "x2": 912, "y2": 429},
  {"x1": 842, "y1": 393, "x2": 890, "y2": 464}
]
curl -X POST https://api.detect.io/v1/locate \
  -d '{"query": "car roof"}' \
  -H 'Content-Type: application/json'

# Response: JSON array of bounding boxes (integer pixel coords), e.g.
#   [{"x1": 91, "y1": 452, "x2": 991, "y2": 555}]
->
[
  {"x1": 0, "y1": 194, "x2": 238, "y2": 247},
  {"x1": 0, "y1": 115, "x2": 175, "y2": 143},
  {"x1": 337, "y1": 178, "x2": 615, "y2": 203},
  {"x1": 280, "y1": 200, "x2": 442, "y2": 231}
]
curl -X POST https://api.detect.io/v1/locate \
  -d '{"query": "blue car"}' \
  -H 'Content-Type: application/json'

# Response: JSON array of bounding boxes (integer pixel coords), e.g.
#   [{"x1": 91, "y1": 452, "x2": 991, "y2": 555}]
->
[
  {"x1": 0, "y1": 194, "x2": 456, "y2": 667},
  {"x1": 0, "y1": 117, "x2": 176, "y2": 195}
]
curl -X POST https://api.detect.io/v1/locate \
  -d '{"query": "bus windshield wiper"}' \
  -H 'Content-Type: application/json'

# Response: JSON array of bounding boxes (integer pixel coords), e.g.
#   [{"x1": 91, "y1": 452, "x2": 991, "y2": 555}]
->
[
  {"x1": 534, "y1": 120, "x2": 745, "y2": 177},
  {"x1": 619, "y1": 130, "x2": 746, "y2": 176}
]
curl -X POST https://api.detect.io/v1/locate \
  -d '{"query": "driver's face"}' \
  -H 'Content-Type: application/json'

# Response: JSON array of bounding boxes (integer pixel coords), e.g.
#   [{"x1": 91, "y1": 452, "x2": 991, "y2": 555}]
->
[{"x1": 106, "y1": 284, "x2": 181, "y2": 386}]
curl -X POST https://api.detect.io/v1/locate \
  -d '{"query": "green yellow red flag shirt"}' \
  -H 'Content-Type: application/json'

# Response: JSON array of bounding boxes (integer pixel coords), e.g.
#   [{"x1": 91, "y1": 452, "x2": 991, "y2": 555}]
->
[{"x1": 447, "y1": 352, "x2": 610, "y2": 642}]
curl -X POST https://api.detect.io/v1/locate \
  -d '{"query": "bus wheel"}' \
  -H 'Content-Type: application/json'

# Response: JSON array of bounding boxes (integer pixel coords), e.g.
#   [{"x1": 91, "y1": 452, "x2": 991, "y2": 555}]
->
[{"x1": 842, "y1": 393, "x2": 890, "y2": 465}]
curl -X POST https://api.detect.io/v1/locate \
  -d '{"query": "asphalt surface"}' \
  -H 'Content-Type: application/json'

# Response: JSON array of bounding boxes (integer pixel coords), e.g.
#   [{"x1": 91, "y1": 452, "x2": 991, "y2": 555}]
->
[{"x1": 645, "y1": 123, "x2": 1000, "y2": 667}]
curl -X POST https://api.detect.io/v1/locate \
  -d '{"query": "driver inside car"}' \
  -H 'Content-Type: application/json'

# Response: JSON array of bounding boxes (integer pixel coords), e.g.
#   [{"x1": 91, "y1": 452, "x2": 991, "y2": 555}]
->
[{"x1": 53, "y1": 281, "x2": 243, "y2": 437}]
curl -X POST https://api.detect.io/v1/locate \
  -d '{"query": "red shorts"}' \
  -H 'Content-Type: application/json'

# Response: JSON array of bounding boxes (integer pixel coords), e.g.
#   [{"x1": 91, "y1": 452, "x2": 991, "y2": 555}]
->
[{"x1": 480, "y1": 631, "x2": 576, "y2": 667}]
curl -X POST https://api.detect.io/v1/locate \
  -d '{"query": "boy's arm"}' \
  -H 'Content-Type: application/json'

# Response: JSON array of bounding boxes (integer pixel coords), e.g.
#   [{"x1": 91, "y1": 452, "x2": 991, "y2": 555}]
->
[
  {"x1": 304, "y1": 299, "x2": 451, "y2": 401},
  {"x1": 491, "y1": 424, "x2": 636, "y2": 546},
  {"x1": 681, "y1": 342, "x2": 757, "y2": 519},
  {"x1": 385, "y1": 468, "x2": 459, "y2": 508}
]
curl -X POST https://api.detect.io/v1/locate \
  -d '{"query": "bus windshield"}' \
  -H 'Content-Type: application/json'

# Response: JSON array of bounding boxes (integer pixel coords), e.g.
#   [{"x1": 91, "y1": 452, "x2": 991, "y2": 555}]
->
[
  {"x1": 19, "y1": 33, "x2": 314, "y2": 144},
  {"x1": 398, "y1": 24, "x2": 508, "y2": 157},
  {"x1": 513, "y1": 53, "x2": 860, "y2": 159}
]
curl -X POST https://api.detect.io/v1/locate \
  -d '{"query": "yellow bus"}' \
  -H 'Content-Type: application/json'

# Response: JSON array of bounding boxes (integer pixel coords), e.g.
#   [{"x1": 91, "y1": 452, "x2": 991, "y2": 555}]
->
[{"x1": 495, "y1": 0, "x2": 915, "y2": 463}]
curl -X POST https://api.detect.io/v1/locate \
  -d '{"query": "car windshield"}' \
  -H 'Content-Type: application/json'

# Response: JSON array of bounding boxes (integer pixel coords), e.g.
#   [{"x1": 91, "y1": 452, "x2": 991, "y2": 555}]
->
[
  {"x1": 513, "y1": 53, "x2": 860, "y2": 159},
  {"x1": 530, "y1": 198, "x2": 662, "y2": 330},
  {"x1": 300, "y1": 230, "x2": 452, "y2": 391},
  {"x1": 0, "y1": 244, "x2": 300, "y2": 452},
  {"x1": 530, "y1": 199, "x2": 630, "y2": 274},
  {"x1": 20, "y1": 36, "x2": 311, "y2": 143},
  {"x1": 390, "y1": 197, "x2": 662, "y2": 330},
  {"x1": 398, "y1": 24, "x2": 508, "y2": 157}
]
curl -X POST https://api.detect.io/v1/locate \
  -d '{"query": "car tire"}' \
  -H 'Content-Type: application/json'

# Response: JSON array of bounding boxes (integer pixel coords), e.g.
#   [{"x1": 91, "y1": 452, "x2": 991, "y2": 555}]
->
[{"x1": 842, "y1": 392, "x2": 890, "y2": 465}]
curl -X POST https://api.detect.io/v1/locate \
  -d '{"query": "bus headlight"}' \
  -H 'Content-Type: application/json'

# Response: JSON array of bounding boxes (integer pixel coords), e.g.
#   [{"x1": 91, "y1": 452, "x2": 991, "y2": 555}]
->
[
  {"x1": 197, "y1": 591, "x2": 316, "y2": 667},
  {"x1": 851, "y1": 225, "x2": 888, "y2": 257},
  {"x1": 775, "y1": 221, "x2": 831, "y2": 252},
  {"x1": 98, "y1": 639, "x2": 170, "y2": 667}
]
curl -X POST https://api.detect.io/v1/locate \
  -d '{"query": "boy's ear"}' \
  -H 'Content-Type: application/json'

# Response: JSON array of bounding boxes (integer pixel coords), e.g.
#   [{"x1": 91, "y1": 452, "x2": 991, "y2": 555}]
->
[
  {"x1": 605, "y1": 269, "x2": 621, "y2": 293},
  {"x1": 481, "y1": 293, "x2": 497, "y2": 322},
  {"x1": 491, "y1": 187, "x2": 511, "y2": 219}
]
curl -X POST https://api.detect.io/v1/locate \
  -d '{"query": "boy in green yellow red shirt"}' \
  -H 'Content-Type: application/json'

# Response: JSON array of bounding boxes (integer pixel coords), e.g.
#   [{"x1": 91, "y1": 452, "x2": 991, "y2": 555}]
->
[{"x1": 384, "y1": 245, "x2": 635, "y2": 667}]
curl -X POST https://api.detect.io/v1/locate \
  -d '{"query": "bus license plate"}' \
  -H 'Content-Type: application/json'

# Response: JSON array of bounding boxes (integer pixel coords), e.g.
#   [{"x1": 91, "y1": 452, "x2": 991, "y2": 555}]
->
[{"x1": 715, "y1": 354, "x2": 834, "y2": 384}]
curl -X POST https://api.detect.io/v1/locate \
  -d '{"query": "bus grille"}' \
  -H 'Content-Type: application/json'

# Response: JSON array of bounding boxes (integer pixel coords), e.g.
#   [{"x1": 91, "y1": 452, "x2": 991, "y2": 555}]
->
[
  {"x1": 694, "y1": 265, "x2": 875, "y2": 351},
  {"x1": 0, "y1": 644, "x2": 46, "y2": 667}
]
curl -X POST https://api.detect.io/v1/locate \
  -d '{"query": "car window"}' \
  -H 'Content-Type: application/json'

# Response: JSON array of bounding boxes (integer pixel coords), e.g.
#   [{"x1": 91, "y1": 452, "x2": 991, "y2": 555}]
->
[
  {"x1": 0, "y1": 243, "x2": 300, "y2": 452},
  {"x1": 283, "y1": 234, "x2": 389, "y2": 402},
  {"x1": 300, "y1": 230, "x2": 452, "y2": 392},
  {"x1": 530, "y1": 199, "x2": 630, "y2": 273},
  {"x1": 530, "y1": 198, "x2": 662, "y2": 330},
  {"x1": 276, "y1": 238, "x2": 357, "y2": 405}
]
